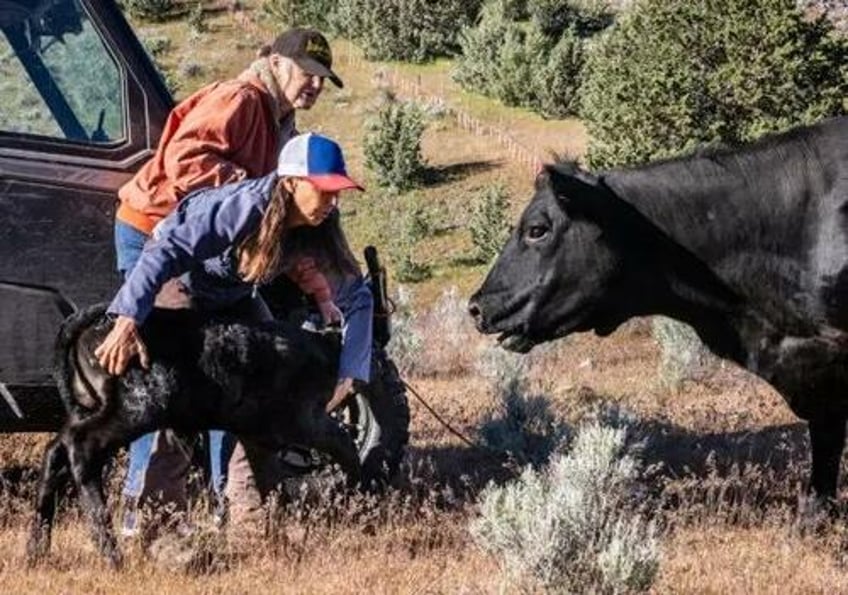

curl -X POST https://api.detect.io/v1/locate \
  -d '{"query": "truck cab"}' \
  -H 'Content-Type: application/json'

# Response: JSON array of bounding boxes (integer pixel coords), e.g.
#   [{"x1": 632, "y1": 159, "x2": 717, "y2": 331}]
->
[{"x1": 0, "y1": 0, "x2": 172, "y2": 429}]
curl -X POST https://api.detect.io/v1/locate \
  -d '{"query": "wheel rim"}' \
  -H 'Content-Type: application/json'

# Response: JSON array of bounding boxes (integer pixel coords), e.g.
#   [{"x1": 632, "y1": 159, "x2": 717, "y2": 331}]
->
[{"x1": 278, "y1": 393, "x2": 372, "y2": 472}]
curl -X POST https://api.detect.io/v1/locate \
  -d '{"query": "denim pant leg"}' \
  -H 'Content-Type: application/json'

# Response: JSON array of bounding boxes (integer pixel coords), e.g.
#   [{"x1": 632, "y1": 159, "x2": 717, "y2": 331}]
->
[{"x1": 208, "y1": 430, "x2": 236, "y2": 499}]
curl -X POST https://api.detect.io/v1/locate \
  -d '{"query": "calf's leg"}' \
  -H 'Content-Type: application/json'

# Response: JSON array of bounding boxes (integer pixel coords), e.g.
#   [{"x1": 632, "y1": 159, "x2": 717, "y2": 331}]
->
[
  {"x1": 808, "y1": 415, "x2": 847, "y2": 502},
  {"x1": 296, "y1": 410, "x2": 361, "y2": 487},
  {"x1": 27, "y1": 437, "x2": 70, "y2": 564},
  {"x1": 67, "y1": 434, "x2": 122, "y2": 568}
]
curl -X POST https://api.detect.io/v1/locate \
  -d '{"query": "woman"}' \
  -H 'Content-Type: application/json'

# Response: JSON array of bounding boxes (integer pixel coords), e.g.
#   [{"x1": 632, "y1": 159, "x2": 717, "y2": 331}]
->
[
  {"x1": 97, "y1": 133, "x2": 372, "y2": 533},
  {"x1": 114, "y1": 27, "x2": 344, "y2": 534}
]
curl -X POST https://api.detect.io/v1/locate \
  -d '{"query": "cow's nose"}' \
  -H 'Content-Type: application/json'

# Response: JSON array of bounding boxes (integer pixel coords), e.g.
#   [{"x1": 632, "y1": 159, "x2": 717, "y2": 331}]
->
[{"x1": 468, "y1": 300, "x2": 482, "y2": 323}]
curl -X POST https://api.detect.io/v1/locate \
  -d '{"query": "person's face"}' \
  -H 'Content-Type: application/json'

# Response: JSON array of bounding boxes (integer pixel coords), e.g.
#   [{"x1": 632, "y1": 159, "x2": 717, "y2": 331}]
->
[
  {"x1": 284, "y1": 178, "x2": 338, "y2": 226},
  {"x1": 271, "y1": 55, "x2": 325, "y2": 109}
]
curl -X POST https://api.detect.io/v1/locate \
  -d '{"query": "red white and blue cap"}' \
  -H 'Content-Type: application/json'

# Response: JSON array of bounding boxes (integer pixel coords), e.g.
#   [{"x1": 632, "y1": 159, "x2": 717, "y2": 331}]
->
[{"x1": 277, "y1": 133, "x2": 364, "y2": 193}]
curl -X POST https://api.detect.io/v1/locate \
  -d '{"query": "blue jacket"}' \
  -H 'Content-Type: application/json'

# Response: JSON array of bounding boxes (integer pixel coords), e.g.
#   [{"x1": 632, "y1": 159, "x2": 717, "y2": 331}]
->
[{"x1": 108, "y1": 173, "x2": 373, "y2": 382}]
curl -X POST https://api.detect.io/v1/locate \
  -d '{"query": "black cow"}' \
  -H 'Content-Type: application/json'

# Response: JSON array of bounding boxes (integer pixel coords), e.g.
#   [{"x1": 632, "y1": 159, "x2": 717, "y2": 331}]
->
[
  {"x1": 469, "y1": 116, "x2": 848, "y2": 502},
  {"x1": 27, "y1": 304, "x2": 360, "y2": 568}
]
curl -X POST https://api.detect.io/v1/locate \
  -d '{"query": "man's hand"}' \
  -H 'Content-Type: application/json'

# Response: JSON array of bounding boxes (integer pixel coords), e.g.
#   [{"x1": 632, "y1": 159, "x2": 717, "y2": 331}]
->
[
  {"x1": 94, "y1": 315, "x2": 150, "y2": 376},
  {"x1": 326, "y1": 377, "x2": 355, "y2": 413}
]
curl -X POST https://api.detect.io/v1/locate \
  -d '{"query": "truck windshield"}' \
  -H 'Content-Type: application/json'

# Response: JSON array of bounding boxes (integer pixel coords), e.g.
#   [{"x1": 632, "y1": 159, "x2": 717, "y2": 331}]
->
[{"x1": 0, "y1": 0, "x2": 125, "y2": 143}]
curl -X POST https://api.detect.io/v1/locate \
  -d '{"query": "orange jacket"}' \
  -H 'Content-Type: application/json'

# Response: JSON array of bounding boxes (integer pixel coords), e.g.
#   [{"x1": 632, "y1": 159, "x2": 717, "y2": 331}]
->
[{"x1": 117, "y1": 73, "x2": 292, "y2": 235}]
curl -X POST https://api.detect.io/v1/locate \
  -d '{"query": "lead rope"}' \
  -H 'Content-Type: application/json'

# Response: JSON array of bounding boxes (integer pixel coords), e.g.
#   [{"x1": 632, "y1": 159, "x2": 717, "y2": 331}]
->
[{"x1": 400, "y1": 379, "x2": 509, "y2": 463}]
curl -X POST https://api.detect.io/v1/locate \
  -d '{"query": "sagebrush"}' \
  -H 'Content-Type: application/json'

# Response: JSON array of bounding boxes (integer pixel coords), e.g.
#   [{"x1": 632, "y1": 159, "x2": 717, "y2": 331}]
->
[
  {"x1": 471, "y1": 422, "x2": 661, "y2": 592},
  {"x1": 652, "y1": 317, "x2": 715, "y2": 390}
]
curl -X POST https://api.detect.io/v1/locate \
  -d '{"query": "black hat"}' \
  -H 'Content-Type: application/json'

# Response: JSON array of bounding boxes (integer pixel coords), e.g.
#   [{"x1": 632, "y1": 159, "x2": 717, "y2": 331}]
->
[{"x1": 269, "y1": 28, "x2": 343, "y2": 89}]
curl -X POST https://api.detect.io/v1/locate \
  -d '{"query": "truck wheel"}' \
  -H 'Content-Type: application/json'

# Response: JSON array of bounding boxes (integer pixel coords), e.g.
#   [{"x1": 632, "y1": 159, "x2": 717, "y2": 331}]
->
[{"x1": 277, "y1": 348, "x2": 410, "y2": 489}]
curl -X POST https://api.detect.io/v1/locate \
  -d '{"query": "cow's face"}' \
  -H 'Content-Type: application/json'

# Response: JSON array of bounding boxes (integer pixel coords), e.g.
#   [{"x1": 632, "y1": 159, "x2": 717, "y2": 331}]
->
[{"x1": 469, "y1": 165, "x2": 623, "y2": 352}]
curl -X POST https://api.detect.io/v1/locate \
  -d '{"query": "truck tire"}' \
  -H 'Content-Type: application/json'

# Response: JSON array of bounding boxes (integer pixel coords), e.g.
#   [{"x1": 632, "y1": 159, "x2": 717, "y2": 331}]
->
[{"x1": 277, "y1": 347, "x2": 409, "y2": 490}]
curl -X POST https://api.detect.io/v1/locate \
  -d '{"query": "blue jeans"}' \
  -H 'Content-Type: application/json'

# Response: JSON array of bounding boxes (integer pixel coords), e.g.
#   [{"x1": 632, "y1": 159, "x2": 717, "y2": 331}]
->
[{"x1": 114, "y1": 221, "x2": 229, "y2": 503}]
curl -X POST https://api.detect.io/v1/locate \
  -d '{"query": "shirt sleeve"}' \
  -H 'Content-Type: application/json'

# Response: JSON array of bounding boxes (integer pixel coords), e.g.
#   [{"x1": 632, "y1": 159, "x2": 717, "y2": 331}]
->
[
  {"x1": 335, "y1": 276, "x2": 374, "y2": 383},
  {"x1": 107, "y1": 186, "x2": 262, "y2": 323},
  {"x1": 161, "y1": 88, "x2": 263, "y2": 196}
]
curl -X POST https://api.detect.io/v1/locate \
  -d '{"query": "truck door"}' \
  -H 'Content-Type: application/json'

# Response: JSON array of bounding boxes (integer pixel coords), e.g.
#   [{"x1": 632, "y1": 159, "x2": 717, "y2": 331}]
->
[{"x1": 0, "y1": 0, "x2": 172, "y2": 430}]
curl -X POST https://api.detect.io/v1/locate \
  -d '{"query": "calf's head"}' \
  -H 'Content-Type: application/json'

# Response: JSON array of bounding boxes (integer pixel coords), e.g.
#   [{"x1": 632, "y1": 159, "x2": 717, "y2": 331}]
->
[{"x1": 469, "y1": 164, "x2": 627, "y2": 352}]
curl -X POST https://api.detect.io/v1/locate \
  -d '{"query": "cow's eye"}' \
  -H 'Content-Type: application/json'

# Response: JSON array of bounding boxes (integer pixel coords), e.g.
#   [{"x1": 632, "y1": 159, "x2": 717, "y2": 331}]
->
[{"x1": 526, "y1": 224, "x2": 550, "y2": 242}]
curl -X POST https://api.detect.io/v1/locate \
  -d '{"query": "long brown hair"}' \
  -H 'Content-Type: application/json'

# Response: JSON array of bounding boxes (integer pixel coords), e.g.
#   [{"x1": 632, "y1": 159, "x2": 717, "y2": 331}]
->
[{"x1": 237, "y1": 180, "x2": 289, "y2": 284}]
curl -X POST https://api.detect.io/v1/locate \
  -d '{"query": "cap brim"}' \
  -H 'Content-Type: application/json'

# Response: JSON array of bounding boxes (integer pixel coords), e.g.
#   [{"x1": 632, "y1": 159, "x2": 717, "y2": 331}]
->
[
  {"x1": 306, "y1": 174, "x2": 364, "y2": 192},
  {"x1": 295, "y1": 57, "x2": 344, "y2": 89}
]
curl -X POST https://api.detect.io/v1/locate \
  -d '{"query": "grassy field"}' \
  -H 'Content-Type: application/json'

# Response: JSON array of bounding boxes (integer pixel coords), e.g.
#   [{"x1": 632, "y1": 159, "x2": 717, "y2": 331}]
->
[{"x1": 2, "y1": 3, "x2": 848, "y2": 593}]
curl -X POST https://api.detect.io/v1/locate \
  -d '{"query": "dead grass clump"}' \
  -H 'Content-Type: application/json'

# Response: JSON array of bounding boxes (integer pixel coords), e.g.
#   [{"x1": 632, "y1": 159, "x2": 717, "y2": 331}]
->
[{"x1": 471, "y1": 421, "x2": 661, "y2": 593}]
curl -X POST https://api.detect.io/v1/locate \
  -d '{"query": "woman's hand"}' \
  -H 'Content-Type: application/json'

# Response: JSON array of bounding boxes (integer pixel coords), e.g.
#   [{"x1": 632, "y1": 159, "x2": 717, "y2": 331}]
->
[
  {"x1": 317, "y1": 300, "x2": 343, "y2": 327},
  {"x1": 326, "y1": 377, "x2": 355, "y2": 413},
  {"x1": 94, "y1": 315, "x2": 150, "y2": 376}
]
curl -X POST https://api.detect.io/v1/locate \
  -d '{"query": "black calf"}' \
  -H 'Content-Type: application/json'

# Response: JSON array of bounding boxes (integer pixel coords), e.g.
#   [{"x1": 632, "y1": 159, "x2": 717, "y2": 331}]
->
[{"x1": 27, "y1": 304, "x2": 360, "y2": 568}]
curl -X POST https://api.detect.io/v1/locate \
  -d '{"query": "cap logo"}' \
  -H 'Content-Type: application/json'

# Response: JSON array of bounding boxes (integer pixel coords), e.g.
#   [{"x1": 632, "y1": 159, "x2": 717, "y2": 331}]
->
[{"x1": 305, "y1": 37, "x2": 332, "y2": 66}]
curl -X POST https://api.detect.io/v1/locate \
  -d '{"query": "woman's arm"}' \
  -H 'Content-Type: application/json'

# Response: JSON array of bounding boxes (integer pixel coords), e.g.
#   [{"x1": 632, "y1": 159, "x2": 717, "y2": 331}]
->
[
  {"x1": 99, "y1": 180, "x2": 268, "y2": 374},
  {"x1": 108, "y1": 179, "x2": 269, "y2": 324},
  {"x1": 326, "y1": 276, "x2": 374, "y2": 412}
]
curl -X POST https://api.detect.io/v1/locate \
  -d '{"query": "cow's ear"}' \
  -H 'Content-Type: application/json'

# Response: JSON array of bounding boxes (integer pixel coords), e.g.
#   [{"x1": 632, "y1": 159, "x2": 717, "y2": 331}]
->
[{"x1": 545, "y1": 165, "x2": 599, "y2": 204}]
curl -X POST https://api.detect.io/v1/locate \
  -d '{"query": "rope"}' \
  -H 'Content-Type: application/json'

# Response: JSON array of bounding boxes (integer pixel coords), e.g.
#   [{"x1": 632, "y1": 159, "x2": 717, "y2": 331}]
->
[{"x1": 401, "y1": 380, "x2": 507, "y2": 462}]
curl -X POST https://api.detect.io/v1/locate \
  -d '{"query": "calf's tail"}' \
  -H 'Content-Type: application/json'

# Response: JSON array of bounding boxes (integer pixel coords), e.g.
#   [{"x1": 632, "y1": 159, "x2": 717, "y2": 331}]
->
[{"x1": 54, "y1": 303, "x2": 116, "y2": 422}]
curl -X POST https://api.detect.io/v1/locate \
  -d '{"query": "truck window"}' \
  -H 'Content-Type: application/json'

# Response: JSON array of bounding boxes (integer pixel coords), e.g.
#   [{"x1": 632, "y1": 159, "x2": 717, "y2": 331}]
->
[{"x1": 0, "y1": 0, "x2": 125, "y2": 143}]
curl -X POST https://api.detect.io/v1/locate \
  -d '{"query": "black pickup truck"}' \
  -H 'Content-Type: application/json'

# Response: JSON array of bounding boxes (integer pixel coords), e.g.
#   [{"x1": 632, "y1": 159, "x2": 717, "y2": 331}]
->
[{"x1": 0, "y1": 0, "x2": 408, "y2": 481}]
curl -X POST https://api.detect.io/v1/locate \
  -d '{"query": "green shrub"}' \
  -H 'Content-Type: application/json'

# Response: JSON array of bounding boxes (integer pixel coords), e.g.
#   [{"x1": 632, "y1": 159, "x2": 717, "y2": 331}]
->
[
  {"x1": 580, "y1": 0, "x2": 848, "y2": 169},
  {"x1": 363, "y1": 96, "x2": 427, "y2": 191},
  {"x1": 528, "y1": 0, "x2": 617, "y2": 37},
  {"x1": 495, "y1": 23, "x2": 550, "y2": 107},
  {"x1": 471, "y1": 422, "x2": 660, "y2": 592},
  {"x1": 386, "y1": 286, "x2": 422, "y2": 375},
  {"x1": 453, "y1": 2, "x2": 514, "y2": 95},
  {"x1": 261, "y1": 0, "x2": 337, "y2": 32},
  {"x1": 139, "y1": 35, "x2": 171, "y2": 57},
  {"x1": 532, "y1": 26, "x2": 585, "y2": 118},
  {"x1": 388, "y1": 204, "x2": 431, "y2": 282},
  {"x1": 140, "y1": 35, "x2": 179, "y2": 96},
  {"x1": 469, "y1": 184, "x2": 512, "y2": 263},
  {"x1": 454, "y1": 2, "x2": 585, "y2": 117},
  {"x1": 334, "y1": 0, "x2": 482, "y2": 62},
  {"x1": 122, "y1": 0, "x2": 175, "y2": 22},
  {"x1": 454, "y1": 2, "x2": 546, "y2": 107}
]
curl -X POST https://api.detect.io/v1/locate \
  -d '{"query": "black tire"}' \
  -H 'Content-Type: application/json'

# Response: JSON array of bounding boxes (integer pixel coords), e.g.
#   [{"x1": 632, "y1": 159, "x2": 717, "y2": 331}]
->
[
  {"x1": 356, "y1": 347, "x2": 410, "y2": 488},
  {"x1": 276, "y1": 347, "x2": 410, "y2": 489}
]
